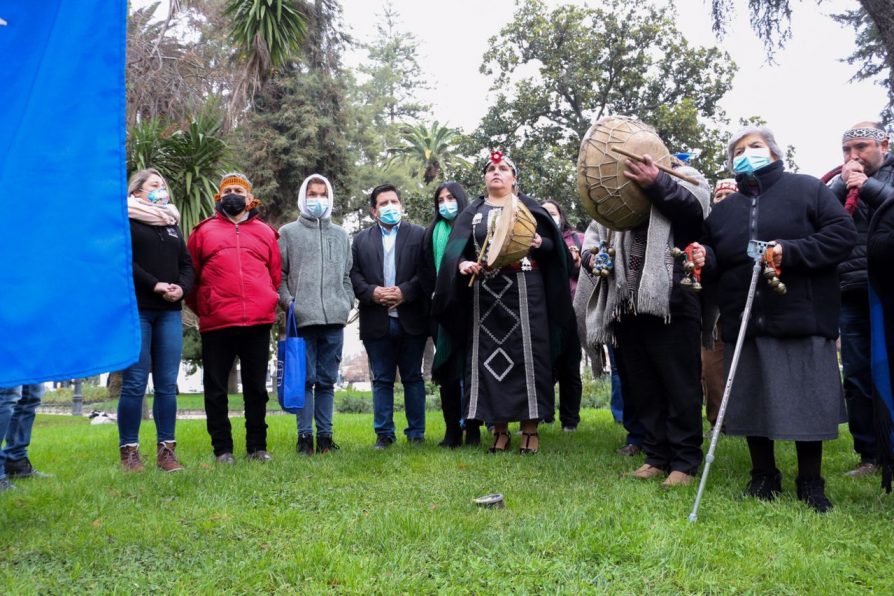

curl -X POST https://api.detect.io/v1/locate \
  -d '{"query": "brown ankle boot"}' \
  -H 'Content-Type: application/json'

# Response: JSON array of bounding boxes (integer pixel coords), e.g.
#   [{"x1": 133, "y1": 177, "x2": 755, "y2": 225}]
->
[
  {"x1": 120, "y1": 445, "x2": 144, "y2": 472},
  {"x1": 156, "y1": 441, "x2": 184, "y2": 472}
]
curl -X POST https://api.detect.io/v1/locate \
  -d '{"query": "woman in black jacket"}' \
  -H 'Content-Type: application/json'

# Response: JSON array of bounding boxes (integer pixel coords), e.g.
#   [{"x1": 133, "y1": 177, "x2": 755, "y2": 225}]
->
[
  {"x1": 118, "y1": 168, "x2": 194, "y2": 472},
  {"x1": 421, "y1": 181, "x2": 476, "y2": 447},
  {"x1": 694, "y1": 126, "x2": 857, "y2": 512}
]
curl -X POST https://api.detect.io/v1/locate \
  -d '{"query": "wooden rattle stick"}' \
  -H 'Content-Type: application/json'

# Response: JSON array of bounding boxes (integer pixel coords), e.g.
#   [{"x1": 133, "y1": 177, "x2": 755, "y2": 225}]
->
[
  {"x1": 611, "y1": 147, "x2": 701, "y2": 185},
  {"x1": 468, "y1": 230, "x2": 493, "y2": 287}
]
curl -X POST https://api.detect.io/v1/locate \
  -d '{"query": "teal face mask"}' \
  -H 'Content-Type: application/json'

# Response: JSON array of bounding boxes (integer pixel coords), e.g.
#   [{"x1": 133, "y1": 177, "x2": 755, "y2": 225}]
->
[
  {"x1": 733, "y1": 147, "x2": 772, "y2": 175},
  {"x1": 306, "y1": 198, "x2": 329, "y2": 218},
  {"x1": 438, "y1": 201, "x2": 458, "y2": 220},
  {"x1": 378, "y1": 204, "x2": 402, "y2": 226}
]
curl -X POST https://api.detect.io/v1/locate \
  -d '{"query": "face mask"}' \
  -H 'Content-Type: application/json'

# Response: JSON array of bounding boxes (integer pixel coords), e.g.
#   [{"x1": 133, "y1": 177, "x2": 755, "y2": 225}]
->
[
  {"x1": 733, "y1": 147, "x2": 772, "y2": 175},
  {"x1": 438, "y1": 201, "x2": 458, "y2": 221},
  {"x1": 306, "y1": 198, "x2": 329, "y2": 219},
  {"x1": 552, "y1": 215, "x2": 562, "y2": 227},
  {"x1": 378, "y1": 204, "x2": 402, "y2": 226},
  {"x1": 146, "y1": 188, "x2": 170, "y2": 205},
  {"x1": 220, "y1": 193, "x2": 246, "y2": 216}
]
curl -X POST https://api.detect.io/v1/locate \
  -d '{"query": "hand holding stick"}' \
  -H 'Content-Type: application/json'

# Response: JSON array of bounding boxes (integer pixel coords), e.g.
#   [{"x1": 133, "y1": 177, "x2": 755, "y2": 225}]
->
[{"x1": 611, "y1": 147, "x2": 700, "y2": 185}]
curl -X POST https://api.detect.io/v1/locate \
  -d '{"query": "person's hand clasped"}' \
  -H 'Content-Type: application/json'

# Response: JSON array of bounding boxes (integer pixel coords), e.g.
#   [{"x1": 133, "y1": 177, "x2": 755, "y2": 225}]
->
[
  {"x1": 459, "y1": 260, "x2": 481, "y2": 276},
  {"x1": 623, "y1": 153, "x2": 660, "y2": 187},
  {"x1": 163, "y1": 284, "x2": 183, "y2": 302}
]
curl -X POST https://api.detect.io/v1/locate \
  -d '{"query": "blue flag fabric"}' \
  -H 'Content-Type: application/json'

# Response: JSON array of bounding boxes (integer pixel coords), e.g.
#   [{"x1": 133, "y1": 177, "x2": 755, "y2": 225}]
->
[{"x1": 0, "y1": 0, "x2": 139, "y2": 385}]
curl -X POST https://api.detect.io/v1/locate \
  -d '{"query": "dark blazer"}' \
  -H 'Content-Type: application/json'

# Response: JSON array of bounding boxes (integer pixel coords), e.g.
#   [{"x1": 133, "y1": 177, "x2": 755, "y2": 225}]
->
[{"x1": 350, "y1": 222, "x2": 427, "y2": 340}]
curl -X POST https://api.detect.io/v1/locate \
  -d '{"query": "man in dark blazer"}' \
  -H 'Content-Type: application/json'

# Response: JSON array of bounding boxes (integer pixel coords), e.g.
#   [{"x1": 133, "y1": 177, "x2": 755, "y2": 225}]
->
[{"x1": 351, "y1": 184, "x2": 427, "y2": 449}]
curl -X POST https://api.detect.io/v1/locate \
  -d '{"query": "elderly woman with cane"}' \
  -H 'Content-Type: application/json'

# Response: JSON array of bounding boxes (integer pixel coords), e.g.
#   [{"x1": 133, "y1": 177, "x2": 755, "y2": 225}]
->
[{"x1": 691, "y1": 126, "x2": 856, "y2": 513}]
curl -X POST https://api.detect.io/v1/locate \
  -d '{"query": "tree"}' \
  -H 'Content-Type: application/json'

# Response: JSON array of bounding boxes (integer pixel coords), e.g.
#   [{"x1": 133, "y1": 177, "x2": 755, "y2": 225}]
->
[
  {"x1": 709, "y1": 0, "x2": 894, "y2": 121},
  {"x1": 473, "y1": 0, "x2": 736, "y2": 225},
  {"x1": 388, "y1": 121, "x2": 465, "y2": 184}
]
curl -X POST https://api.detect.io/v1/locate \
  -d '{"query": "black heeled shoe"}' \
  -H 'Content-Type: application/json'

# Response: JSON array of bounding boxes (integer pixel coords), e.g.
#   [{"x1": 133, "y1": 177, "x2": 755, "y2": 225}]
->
[
  {"x1": 488, "y1": 431, "x2": 511, "y2": 453},
  {"x1": 519, "y1": 432, "x2": 539, "y2": 455}
]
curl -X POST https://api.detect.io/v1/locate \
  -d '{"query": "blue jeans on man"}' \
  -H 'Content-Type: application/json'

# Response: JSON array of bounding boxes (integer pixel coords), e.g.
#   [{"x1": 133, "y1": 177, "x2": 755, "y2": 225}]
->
[
  {"x1": 118, "y1": 309, "x2": 183, "y2": 446},
  {"x1": 840, "y1": 291, "x2": 877, "y2": 463},
  {"x1": 364, "y1": 317, "x2": 427, "y2": 441},
  {"x1": 0, "y1": 384, "x2": 45, "y2": 483},
  {"x1": 297, "y1": 325, "x2": 344, "y2": 437}
]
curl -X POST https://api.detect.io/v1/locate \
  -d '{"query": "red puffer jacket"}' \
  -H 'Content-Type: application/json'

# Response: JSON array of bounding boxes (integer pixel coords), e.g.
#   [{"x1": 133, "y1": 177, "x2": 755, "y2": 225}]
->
[{"x1": 186, "y1": 211, "x2": 282, "y2": 332}]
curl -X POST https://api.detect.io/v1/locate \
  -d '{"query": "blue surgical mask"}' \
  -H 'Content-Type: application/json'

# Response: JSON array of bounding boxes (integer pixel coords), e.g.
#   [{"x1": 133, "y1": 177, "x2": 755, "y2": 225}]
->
[
  {"x1": 306, "y1": 198, "x2": 329, "y2": 219},
  {"x1": 438, "y1": 201, "x2": 458, "y2": 221},
  {"x1": 146, "y1": 188, "x2": 170, "y2": 205},
  {"x1": 378, "y1": 204, "x2": 402, "y2": 226},
  {"x1": 733, "y1": 147, "x2": 772, "y2": 175}
]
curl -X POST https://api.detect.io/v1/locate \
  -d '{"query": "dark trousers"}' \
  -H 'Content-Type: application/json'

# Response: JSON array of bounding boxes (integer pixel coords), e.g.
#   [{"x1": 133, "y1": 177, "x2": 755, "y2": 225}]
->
[
  {"x1": 840, "y1": 291, "x2": 877, "y2": 463},
  {"x1": 201, "y1": 324, "x2": 272, "y2": 456},
  {"x1": 615, "y1": 315, "x2": 703, "y2": 475},
  {"x1": 607, "y1": 346, "x2": 645, "y2": 447},
  {"x1": 554, "y1": 327, "x2": 583, "y2": 428},
  {"x1": 440, "y1": 381, "x2": 463, "y2": 434}
]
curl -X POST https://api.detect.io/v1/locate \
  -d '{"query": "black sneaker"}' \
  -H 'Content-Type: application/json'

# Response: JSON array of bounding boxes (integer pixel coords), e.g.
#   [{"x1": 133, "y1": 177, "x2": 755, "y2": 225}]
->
[
  {"x1": 408, "y1": 437, "x2": 425, "y2": 446},
  {"x1": 374, "y1": 435, "x2": 395, "y2": 450},
  {"x1": 296, "y1": 434, "x2": 314, "y2": 456},
  {"x1": 0, "y1": 477, "x2": 15, "y2": 492},
  {"x1": 744, "y1": 468, "x2": 782, "y2": 501},
  {"x1": 5, "y1": 457, "x2": 51, "y2": 479},
  {"x1": 316, "y1": 436, "x2": 339, "y2": 454},
  {"x1": 796, "y1": 476, "x2": 833, "y2": 513}
]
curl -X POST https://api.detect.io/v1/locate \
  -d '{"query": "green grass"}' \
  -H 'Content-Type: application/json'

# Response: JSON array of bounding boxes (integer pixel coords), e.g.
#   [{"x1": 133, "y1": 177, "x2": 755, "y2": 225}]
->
[{"x1": 1, "y1": 411, "x2": 891, "y2": 593}]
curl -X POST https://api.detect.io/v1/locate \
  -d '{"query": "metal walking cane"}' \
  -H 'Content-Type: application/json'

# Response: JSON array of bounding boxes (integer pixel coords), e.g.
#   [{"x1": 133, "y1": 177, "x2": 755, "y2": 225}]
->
[{"x1": 688, "y1": 240, "x2": 783, "y2": 523}]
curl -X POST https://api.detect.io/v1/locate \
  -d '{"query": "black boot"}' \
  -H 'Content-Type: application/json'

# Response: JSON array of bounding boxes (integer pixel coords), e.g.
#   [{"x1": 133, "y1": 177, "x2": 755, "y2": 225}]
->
[
  {"x1": 464, "y1": 422, "x2": 481, "y2": 447},
  {"x1": 438, "y1": 422, "x2": 462, "y2": 448},
  {"x1": 744, "y1": 468, "x2": 782, "y2": 501},
  {"x1": 296, "y1": 433, "x2": 314, "y2": 456},
  {"x1": 796, "y1": 476, "x2": 833, "y2": 513}
]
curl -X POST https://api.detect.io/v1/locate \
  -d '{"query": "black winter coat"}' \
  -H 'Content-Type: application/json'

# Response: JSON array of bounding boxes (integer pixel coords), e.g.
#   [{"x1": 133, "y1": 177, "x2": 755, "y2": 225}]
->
[
  {"x1": 702, "y1": 161, "x2": 856, "y2": 342},
  {"x1": 130, "y1": 219, "x2": 194, "y2": 311},
  {"x1": 830, "y1": 153, "x2": 894, "y2": 293}
]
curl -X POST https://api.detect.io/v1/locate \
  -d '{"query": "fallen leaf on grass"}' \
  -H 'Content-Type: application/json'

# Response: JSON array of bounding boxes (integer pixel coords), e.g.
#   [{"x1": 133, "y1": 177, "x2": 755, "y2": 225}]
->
[{"x1": 91, "y1": 518, "x2": 102, "y2": 527}]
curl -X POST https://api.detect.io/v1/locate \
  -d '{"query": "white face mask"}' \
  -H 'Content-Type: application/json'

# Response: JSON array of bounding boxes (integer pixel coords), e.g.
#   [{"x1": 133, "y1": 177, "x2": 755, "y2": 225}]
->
[{"x1": 552, "y1": 215, "x2": 562, "y2": 227}]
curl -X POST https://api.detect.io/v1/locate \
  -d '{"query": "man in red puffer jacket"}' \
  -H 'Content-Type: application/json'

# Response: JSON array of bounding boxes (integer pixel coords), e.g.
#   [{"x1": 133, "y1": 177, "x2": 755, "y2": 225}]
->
[{"x1": 187, "y1": 172, "x2": 281, "y2": 464}]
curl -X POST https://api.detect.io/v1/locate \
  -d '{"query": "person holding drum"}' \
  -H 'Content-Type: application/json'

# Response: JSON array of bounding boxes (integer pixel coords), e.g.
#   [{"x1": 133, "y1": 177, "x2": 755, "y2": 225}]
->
[
  {"x1": 432, "y1": 152, "x2": 574, "y2": 454},
  {"x1": 577, "y1": 117, "x2": 710, "y2": 488},
  {"x1": 691, "y1": 126, "x2": 856, "y2": 512}
]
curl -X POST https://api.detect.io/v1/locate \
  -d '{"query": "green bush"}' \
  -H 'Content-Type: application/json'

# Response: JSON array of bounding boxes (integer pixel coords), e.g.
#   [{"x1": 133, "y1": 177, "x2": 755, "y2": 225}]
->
[{"x1": 42, "y1": 386, "x2": 109, "y2": 405}]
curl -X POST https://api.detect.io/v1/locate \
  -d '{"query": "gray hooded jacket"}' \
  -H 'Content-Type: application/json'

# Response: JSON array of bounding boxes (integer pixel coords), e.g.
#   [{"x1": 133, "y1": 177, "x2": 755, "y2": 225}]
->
[{"x1": 278, "y1": 174, "x2": 354, "y2": 327}]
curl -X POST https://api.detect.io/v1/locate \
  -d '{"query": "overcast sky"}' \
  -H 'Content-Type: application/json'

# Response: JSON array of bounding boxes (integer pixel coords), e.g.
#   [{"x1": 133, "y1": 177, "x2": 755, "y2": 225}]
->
[{"x1": 341, "y1": 0, "x2": 889, "y2": 177}]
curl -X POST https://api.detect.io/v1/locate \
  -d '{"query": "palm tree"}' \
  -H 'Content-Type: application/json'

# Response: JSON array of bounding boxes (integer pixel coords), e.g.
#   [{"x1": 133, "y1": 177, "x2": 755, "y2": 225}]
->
[
  {"x1": 224, "y1": 0, "x2": 307, "y2": 126},
  {"x1": 388, "y1": 121, "x2": 465, "y2": 184}
]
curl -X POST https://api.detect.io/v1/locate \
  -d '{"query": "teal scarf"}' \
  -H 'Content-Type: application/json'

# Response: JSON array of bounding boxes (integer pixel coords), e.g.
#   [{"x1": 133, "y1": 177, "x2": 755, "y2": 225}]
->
[{"x1": 432, "y1": 219, "x2": 452, "y2": 274}]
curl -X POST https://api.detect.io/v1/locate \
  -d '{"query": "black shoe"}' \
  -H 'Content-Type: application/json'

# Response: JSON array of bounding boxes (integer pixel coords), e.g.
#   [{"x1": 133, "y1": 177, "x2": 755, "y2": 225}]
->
[
  {"x1": 438, "y1": 426, "x2": 462, "y2": 449},
  {"x1": 488, "y1": 431, "x2": 511, "y2": 453},
  {"x1": 4, "y1": 457, "x2": 51, "y2": 479},
  {"x1": 296, "y1": 434, "x2": 314, "y2": 456},
  {"x1": 0, "y1": 477, "x2": 15, "y2": 492},
  {"x1": 408, "y1": 437, "x2": 425, "y2": 446},
  {"x1": 464, "y1": 424, "x2": 481, "y2": 447},
  {"x1": 374, "y1": 435, "x2": 395, "y2": 450},
  {"x1": 744, "y1": 468, "x2": 782, "y2": 501},
  {"x1": 796, "y1": 476, "x2": 833, "y2": 513},
  {"x1": 316, "y1": 436, "x2": 339, "y2": 454}
]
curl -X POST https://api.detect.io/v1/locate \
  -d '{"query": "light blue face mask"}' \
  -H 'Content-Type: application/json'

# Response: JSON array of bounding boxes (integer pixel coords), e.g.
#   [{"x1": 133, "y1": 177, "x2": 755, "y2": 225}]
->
[
  {"x1": 378, "y1": 204, "x2": 402, "y2": 226},
  {"x1": 146, "y1": 188, "x2": 170, "y2": 204},
  {"x1": 733, "y1": 147, "x2": 772, "y2": 175},
  {"x1": 438, "y1": 200, "x2": 458, "y2": 221},
  {"x1": 306, "y1": 198, "x2": 329, "y2": 219}
]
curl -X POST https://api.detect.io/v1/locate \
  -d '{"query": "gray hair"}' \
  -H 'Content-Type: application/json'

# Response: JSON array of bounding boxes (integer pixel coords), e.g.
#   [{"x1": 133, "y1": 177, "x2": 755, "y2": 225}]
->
[
  {"x1": 127, "y1": 167, "x2": 167, "y2": 196},
  {"x1": 726, "y1": 126, "x2": 783, "y2": 172}
]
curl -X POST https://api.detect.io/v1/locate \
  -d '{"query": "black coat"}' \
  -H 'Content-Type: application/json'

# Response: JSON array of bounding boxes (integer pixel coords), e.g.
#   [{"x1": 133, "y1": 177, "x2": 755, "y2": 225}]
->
[
  {"x1": 431, "y1": 193, "x2": 574, "y2": 363},
  {"x1": 350, "y1": 222, "x2": 427, "y2": 340},
  {"x1": 129, "y1": 219, "x2": 194, "y2": 311},
  {"x1": 830, "y1": 153, "x2": 894, "y2": 293},
  {"x1": 702, "y1": 161, "x2": 856, "y2": 342}
]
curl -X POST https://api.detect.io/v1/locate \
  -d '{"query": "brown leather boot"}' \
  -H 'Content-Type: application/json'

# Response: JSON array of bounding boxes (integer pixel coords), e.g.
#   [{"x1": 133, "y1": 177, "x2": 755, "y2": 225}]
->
[
  {"x1": 120, "y1": 445, "x2": 144, "y2": 472},
  {"x1": 156, "y1": 441, "x2": 184, "y2": 472}
]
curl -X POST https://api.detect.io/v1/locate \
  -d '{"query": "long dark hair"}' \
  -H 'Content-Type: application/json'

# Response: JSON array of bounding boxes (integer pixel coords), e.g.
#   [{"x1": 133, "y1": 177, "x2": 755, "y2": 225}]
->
[
  {"x1": 542, "y1": 199, "x2": 572, "y2": 233},
  {"x1": 431, "y1": 181, "x2": 470, "y2": 224}
]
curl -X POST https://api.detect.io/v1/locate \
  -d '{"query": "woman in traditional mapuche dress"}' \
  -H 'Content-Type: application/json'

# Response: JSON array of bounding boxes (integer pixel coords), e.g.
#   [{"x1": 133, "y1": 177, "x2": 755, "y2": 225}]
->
[
  {"x1": 432, "y1": 152, "x2": 573, "y2": 454},
  {"x1": 692, "y1": 126, "x2": 856, "y2": 512}
]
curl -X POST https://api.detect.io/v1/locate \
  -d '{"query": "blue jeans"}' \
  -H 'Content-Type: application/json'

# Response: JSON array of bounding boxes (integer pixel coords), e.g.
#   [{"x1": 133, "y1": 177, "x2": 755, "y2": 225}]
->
[
  {"x1": 607, "y1": 345, "x2": 645, "y2": 447},
  {"x1": 296, "y1": 325, "x2": 343, "y2": 437},
  {"x1": 364, "y1": 318, "x2": 427, "y2": 440},
  {"x1": 117, "y1": 309, "x2": 182, "y2": 446},
  {"x1": 0, "y1": 384, "x2": 44, "y2": 479},
  {"x1": 840, "y1": 291, "x2": 876, "y2": 462}
]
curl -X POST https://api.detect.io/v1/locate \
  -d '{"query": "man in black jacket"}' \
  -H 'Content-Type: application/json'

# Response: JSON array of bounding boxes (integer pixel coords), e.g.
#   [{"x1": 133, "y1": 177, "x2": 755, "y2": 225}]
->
[
  {"x1": 830, "y1": 121, "x2": 894, "y2": 477},
  {"x1": 350, "y1": 184, "x2": 427, "y2": 449}
]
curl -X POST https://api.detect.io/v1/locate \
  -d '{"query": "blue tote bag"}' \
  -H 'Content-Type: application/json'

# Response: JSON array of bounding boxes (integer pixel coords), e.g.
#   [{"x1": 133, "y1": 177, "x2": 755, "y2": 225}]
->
[{"x1": 277, "y1": 302, "x2": 306, "y2": 413}]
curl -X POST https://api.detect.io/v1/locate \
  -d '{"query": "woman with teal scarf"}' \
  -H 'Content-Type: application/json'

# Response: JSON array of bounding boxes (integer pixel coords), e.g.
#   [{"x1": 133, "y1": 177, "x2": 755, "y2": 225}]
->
[{"x1": 421, "y1": 181, "x2": 476, "y2": 448}]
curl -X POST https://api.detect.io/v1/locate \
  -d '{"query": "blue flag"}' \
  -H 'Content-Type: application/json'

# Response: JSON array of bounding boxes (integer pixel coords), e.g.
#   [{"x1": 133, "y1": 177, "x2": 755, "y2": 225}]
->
[{"x1": 0, "y1": 0, "x2": 139, "y2": 385}]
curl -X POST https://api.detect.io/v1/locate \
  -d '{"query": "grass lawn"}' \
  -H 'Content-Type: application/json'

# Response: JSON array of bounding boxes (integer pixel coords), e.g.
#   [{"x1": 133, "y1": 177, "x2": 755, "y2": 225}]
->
[{"x1": 1, "y1": 410, "x2": 891, "y2": 593}]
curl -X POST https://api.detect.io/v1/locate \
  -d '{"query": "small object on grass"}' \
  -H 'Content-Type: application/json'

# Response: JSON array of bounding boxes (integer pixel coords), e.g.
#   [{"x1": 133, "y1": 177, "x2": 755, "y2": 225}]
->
[{"x1": 473, "y1": 493, "x2": 505, "y2": 509}]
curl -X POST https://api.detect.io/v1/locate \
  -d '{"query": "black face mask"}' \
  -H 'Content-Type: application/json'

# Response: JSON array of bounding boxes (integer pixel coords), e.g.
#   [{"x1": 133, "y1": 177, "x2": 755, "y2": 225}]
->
[{"x1": 220, "y1": 194, "x2": 246, "y2": 216}]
